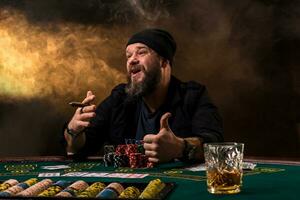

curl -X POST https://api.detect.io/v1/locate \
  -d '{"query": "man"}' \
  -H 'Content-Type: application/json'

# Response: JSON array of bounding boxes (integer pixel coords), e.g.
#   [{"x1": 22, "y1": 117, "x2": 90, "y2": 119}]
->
[{"x1": 64, "y1": 28, "x2": 223, "y2": 163}]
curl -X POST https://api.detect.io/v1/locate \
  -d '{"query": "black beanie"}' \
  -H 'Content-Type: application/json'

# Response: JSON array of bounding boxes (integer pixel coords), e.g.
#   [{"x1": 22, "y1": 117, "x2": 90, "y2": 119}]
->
[{"x1": 126, "y1": 28, "x2": 177, "y2": 66}]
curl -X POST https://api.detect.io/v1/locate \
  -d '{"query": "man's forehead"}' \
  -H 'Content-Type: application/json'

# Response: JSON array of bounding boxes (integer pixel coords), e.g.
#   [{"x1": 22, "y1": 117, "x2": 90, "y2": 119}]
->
[{"x1": 126, "y1": 43, "x2": 150, "y2": 52}]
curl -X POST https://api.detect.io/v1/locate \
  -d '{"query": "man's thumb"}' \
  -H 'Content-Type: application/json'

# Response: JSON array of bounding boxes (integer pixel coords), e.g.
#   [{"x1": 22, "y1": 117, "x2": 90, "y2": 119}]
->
[{"x1": 160, "y1": 112, "x2": 172, "y2": 131}]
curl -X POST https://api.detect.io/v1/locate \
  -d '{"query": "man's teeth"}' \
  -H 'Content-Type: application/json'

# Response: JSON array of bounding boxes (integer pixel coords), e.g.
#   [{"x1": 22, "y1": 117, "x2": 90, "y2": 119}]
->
[{"x1": 132, "y1": 69, "x2": 141, "y2": 74}]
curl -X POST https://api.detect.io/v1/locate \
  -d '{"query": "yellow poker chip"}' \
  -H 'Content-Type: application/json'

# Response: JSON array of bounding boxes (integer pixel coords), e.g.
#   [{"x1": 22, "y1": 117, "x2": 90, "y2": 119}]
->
[
  {"x1": 38, "y1": 186, "x2": 63, "y2": 197},
  {"x1": 139, "y1": 179, "x2": 166, "y2": 199},
  {"x1": 77, "y1": 182, "x2": 106, "y2": 198},
  {"x1": 24, "y1": 178, "x2": 38, "y2": 186},
  {"x1": 119, "y1": 186, "x2": 140, "y2": 199}
]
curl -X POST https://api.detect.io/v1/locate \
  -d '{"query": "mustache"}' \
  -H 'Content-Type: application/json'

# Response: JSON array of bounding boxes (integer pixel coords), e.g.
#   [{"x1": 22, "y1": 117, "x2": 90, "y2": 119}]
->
[{"x1": 129, "y1": 64, "x2": 144, "y2": 73}]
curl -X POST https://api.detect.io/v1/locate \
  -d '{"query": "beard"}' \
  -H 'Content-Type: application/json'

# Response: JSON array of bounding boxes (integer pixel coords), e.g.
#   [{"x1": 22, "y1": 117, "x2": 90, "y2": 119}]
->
[{"x1": 125, "y1": 64, "x2": 161, "y2": 98}]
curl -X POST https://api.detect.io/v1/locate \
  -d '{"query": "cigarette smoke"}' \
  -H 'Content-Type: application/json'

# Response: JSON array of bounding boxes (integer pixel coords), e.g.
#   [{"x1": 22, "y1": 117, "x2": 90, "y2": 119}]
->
[
  {"x1": 0, "y1": 9, "x2": 125, "y2": 104},
  {"x1": 0, "y1": 0, "x2": 299, "y2": 157}
]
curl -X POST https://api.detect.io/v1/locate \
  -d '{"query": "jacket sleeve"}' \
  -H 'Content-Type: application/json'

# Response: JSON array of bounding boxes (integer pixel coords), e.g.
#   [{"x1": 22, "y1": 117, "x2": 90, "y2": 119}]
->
[
  {"x1": 72, "y1": 84, "x2": 126, "y2": 157},
  {"x1": 189, "y1": 83, "x2": 224, "y2": 143}
]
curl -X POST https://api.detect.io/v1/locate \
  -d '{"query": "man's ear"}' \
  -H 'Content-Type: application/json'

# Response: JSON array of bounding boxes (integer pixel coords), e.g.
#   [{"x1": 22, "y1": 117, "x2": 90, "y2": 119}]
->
[{"x1": 161, "y1": 58, "x2": 170, "y2": 68}]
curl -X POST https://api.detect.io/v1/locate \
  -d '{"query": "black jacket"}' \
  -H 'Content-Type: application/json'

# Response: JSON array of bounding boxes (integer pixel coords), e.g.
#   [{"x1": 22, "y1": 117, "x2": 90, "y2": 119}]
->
[{"x1": 73, "y1": 76, "x2": 223, "y2": 157}]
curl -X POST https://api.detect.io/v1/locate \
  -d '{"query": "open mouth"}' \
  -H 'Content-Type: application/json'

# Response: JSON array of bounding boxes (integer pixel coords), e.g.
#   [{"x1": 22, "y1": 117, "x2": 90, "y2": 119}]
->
[
  {"x1": 131, "y1": 67, "x2": 141, "y2": 75},
  {"x1": 130, "y1": 65, "x2": 143, "y2": 79}
]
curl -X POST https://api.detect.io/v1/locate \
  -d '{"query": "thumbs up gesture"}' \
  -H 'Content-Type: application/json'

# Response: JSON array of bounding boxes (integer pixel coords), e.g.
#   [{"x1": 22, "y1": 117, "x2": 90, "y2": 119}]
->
[{"x1": 143, "y1": 112, "x2": 185, "y2": 163}]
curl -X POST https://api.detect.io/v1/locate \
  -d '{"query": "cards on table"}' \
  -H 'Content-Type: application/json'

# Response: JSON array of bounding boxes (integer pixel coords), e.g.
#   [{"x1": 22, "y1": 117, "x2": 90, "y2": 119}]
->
[{"x1": 38, "y1": 172, "x2": 148, "y2": 178}]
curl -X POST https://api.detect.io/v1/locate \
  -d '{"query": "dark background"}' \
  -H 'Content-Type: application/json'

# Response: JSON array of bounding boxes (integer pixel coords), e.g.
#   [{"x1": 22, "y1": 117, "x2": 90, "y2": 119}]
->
[{"x1": 0, "y1": 0, "x2": 299, "y2": 158}]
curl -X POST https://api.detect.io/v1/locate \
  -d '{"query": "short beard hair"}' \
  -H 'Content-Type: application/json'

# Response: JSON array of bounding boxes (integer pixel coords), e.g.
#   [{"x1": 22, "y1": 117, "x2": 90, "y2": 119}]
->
[{"x1": 125, "y1": 64, "x2": 161, "y2": 98}]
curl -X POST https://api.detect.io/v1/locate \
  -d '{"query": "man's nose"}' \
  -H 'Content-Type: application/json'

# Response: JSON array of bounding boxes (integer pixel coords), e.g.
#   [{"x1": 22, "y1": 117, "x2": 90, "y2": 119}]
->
[{"x1": 128, "y1": 56, "x2": 139, "y2": 65}]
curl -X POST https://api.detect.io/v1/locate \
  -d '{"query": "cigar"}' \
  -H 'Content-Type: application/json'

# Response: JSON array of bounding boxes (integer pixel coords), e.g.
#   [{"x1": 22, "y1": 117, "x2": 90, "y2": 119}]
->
[{"x1": 69, "y1": 102, "x2": 89, "y2": 108}]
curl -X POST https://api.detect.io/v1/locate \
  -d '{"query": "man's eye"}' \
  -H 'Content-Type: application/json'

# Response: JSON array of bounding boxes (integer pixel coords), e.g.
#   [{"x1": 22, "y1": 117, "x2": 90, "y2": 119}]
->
[
  {"x1": 138, "y1": 49, "x2": 148, "y2": 55},
  {"x1": 126, "y1": 54, "x2": 132, "y2": 59}
]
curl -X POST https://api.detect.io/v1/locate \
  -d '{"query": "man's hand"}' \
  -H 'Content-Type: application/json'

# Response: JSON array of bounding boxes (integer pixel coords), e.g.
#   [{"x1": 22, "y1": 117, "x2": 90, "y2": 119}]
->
[
  {"x1": 67, "y1": 91, "x2": 96, "y2": 134},
  {"x1": 143, "y1": 112, "x2": 185, "y2": 163}
]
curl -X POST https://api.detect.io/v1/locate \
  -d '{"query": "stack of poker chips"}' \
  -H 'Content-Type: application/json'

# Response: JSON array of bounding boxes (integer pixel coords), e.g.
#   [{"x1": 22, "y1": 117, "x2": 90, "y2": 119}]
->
[
  {"x1": 0, "y1": 179, "x2": 19, "y2": 192},
  {"x1": 113, "y1": 154, "x2": 130, "y2": 168},
  {"x1": 0, "y1": 178, "x2": 167, "y2": 198},
  {"x1": 17, "y1": 179, "x2": 53, "y2": 196},
  {"x1": 38, "y1": 180, "x2": 71, "y2": 197},
  {"x1": 139, "y1": 179, "x2": 166, "y2": 199},
  {"x1": 103, "y1": 139, "x2": 154, "y2": 168},
  {"x1": 55, "y1": 180, "x2": 88, "y2": 197},
  {"x1": 119, "y1": 186, "x2": 141, "y2": 199},
  {"x1": 96, "y1": 182, "x2": 124, "y2": 199},
  {"x1": 0, "y1": 178, "x2": 37, "y2": 197},
  {"x1": 77, "y1": 182, "x2": 106, "y2": 198}
]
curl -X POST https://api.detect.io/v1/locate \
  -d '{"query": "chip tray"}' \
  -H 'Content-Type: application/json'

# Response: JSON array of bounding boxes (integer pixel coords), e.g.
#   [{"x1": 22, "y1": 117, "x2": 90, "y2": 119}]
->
[{"x1": 0, "y1": 181, "x2": 176, "y2": 199}]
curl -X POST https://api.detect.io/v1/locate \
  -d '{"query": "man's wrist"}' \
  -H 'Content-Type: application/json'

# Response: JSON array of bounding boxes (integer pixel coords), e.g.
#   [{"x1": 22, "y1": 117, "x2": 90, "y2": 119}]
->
[
  {"x1": 182, "y1": 139, "x2": 196, "y2": 161},
  {"x1": 176, "y1": 137, "x2": 185, "y2": 158},
  {"x1": 66, "y1": 126, "x2": 81, "y2": 138},
  {"x1": 180, "y1": 137, "x2": 203, "y2": 162}
]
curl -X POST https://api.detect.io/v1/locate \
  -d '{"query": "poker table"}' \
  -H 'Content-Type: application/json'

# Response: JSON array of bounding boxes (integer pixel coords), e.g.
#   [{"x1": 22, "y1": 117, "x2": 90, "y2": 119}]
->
[{"x1": 0, "y1": 156, "x2": 299, "y2": 199}]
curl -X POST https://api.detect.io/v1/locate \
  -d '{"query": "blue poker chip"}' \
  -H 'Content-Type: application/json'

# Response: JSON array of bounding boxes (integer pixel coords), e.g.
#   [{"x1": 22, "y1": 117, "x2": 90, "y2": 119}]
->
[{"x1": 53, "y1": 180, "x2": 71, "y2": 189}]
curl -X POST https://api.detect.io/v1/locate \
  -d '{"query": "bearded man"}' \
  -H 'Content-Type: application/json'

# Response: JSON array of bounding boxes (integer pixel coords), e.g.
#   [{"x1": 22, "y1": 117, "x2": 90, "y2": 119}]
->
[{"x1": 64, "y1": 28, "x2": 223, "y2": 163}]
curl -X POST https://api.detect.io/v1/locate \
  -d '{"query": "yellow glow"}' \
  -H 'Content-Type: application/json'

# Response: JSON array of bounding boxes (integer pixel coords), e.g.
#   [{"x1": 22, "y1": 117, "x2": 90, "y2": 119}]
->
[{"x1": 0, "y1": 9, "x2": 125, "y2": 100}]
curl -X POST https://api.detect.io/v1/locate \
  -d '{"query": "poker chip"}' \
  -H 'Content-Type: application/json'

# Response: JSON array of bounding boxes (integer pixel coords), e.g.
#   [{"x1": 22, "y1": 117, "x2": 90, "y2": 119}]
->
[
  {"x1": 56, "y1": 180, "x2": 88, "y2": 197},
  {"x1": 126, "y1": 144, "x2": 138, "y2": 155},
  {"x1": 77, "y1": 182, "x2": 106, "y2": 198},
  {"x1": 96, "y1": 182, "x2": 124, "y2": 199},
  {"x1": 0, "y1": 178, "x2": 170, "y2": 199},
  {"x1": 38, "y1": 180, "x2": 71, "y2": 197},
  {"x1": 139, "y1": 179, "x2": 166, "y2": 199},
  {"x1": 137, "y1": 144, "x2": 145, "y2": 154},
  {"x1": 141, "y1": 155, "x2": 149, "y2": 167},
  {"x1": 119, "y1": 186, "x2": 140, "y2": 199},
  {"x1": 23, "y1": 178, "x2": 39, "y2": 188},
  {"x1": 104, "y1": 145, "x2": 115, "y2": 154},
  {"x1": 115, "y1": 145, "x2": 127, "y2": 155},
  {"x1": 129, "y1": 153, "x2": 143, "y2": 168},
  {"x1": 103, "y1": 140, "x2": 154, "y2": 168},
  {"x1": 0, "y1": 179, "x2": 19, "y2": 192},
  {"x1": 104, "y1": 152, "x2": 116, "y2": 167},
  {"x1": 0, "y1": 178, "x2": 37, "y2": 197},
  {"x1": 17, "y1": 179, "x2": 53, "y2": 196},
  {"x1": 113, "y1": 154, "x2": 129, "y2": 168}
]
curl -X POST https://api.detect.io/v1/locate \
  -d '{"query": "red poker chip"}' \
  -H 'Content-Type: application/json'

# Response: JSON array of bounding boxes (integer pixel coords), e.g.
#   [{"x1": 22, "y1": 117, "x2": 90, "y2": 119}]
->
[
  {"x1": 115, "y1": 145, "x2": 127, "y2": 155},
  {"x1": 125, "y1": 144, "x2": 138, "y2": 156},
  {"x1": 129, "y1": 153, "x2": 142, "y2": 168}
]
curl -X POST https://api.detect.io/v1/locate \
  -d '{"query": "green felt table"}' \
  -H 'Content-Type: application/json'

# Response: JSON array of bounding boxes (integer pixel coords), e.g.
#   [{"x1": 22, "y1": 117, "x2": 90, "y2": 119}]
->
[{"x1": 0, "y1": 157, "x2": 299, "y2": 199}]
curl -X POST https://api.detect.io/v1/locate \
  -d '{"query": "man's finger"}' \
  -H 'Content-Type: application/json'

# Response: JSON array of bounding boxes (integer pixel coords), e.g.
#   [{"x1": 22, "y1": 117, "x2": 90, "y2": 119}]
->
[
  {"x1": 82, "y1": 91, "x2": 95, "y2": 104},
  {"x1": 148, "y1": 157, "x2": 159, "y2": 163},
  {"x1": 75, "y1": 107, "x2": 82, "y2": 114},
  {"x1": 143, "y1": 134, "x2": 157, "y2": 144},
  {"x1": 79, "y1": 112, "x2": 96, "y2": 121},
  {"x1": 145, "y1": 150, "x2": 157, "y2": 158},
  {"x1": 87, "y1": 90, "x2": 93, "y2": 97},
  {"x1": 76, "y1": 120, "x2": 90, "y2": 128},
  {"x1": 80, "y1": 105, "x2": 96, "y2": 113},
  {"x1": 143, "y1": 143, "x2": 158, "y2": 151},
  {"x1": 160, "y1": 112, "x2": 172, "y2": 131}
]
